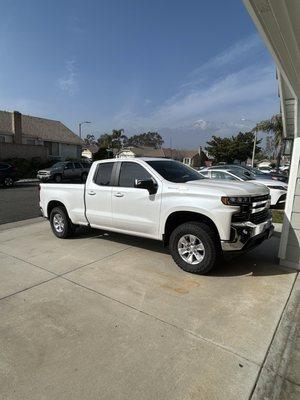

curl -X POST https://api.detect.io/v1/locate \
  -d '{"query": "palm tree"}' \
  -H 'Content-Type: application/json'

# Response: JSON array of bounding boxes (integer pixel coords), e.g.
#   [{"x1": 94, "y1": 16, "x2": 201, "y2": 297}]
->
[{"x1": 252, "y1": 114, "x2": 283, "y2": 170}]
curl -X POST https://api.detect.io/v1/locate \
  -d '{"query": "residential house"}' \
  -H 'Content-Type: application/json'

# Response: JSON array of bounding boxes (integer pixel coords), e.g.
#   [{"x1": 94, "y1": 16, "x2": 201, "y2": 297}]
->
[
  {"x1": 0, "y1": 110, "x2": 83, "y2": 161},
  {"x1": 82, "y1": 144, "x2": 99, "y2": 160},
  {"x1": 115, "y1": 146, "x2": 209, "y2": 167}
]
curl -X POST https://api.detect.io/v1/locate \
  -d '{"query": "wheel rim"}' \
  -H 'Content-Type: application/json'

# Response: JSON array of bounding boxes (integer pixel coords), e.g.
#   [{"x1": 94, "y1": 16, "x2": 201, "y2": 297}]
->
[
  {"x1": 53, "y1": 213, "x2": 65, "y2": 233},
  {"x1": 4, "y1": 177, "x2": 13, "y2": 186},
  {"x1": 177, "y1": 234, "x2": 205, "y2": 265},
  {"x1": 55, "y1": 175, "x2": 61, "y2": 182}
]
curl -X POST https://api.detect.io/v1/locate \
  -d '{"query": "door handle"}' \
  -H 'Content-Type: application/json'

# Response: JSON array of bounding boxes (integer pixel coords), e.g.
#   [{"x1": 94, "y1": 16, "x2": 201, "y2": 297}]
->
[
  {"x1": 88, "y1": 190, "x2": 96, "y2": 195},
  {"x1": 114, "y1": 192, "x2": 124, "y2": 197}
]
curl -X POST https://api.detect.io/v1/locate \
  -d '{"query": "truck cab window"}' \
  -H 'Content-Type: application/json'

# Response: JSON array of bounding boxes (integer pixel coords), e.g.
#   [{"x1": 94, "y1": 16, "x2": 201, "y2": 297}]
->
[
  {"x1": 118, "y1": 162, "x2": 151, "y2": 188},
  {"x1": 94, "y1": 163, "x2": 114, "y2": 186}
]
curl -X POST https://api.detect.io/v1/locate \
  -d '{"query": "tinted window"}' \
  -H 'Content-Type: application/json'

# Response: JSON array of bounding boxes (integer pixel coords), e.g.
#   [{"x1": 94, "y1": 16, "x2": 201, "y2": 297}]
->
[
  {"x1": 64, "y1": 163, "x2": 74, "y2": 170},
  {"x1": 119, "y1": 162, "x2": 151, "y2": 188},
  {"x1": 95, "y1": 163, "x2": 114, "y2": 186},
  {"x1": 74, "y1": 162, "x2": 82, "y2": 169},
  {"x1": 81, "y1": 162, "x2": 91, "y2": 168},
  {"x1": 146, "y1": 160, "x2": 203, "y2": 183},
  {"x1": 210, "y1": 171, "x2": 237, "y2": 180}
]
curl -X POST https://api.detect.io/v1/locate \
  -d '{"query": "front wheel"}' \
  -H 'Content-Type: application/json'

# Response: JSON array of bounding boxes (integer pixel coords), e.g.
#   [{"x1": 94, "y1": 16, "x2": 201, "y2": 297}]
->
[
  {"x1": 50, "y1": 206, "x2": 75, "y2": 238},
  {"x1": 169, "y1": 222, "x2": 218, "y2": 274}
]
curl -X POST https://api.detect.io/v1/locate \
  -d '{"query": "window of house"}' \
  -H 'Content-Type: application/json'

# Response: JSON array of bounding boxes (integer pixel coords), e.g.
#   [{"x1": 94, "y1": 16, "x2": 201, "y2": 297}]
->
[
  {"x1": 44, "y1": 141, "x2": 59, "y2": 156},
  {"x1": 0, "y1": 135, "x2": 6, "y2": 143},
  {"x1": 27, "y1": 139, "x2": 35, "y2": 145},
  {"x1": 118, "y1": 162, "x2": 151, "y2": 188},
  {"x1": 94, "y1": 162, "x2": 114, "y2": 186}
]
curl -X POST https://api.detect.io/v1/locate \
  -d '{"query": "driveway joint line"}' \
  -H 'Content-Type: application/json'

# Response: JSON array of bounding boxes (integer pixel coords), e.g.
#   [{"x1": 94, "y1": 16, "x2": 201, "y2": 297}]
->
[
  {"x1": 0, "y1": 276, "x2": 58, "y2": 302},
  {"x1": 57, "y1": 246, "x2": 132, "y2": 277},
  {"x1": 61, "y1": 274, "x2": 260, "y2": 367},
  {"x1": 0, "y1": 250, "x2": 58, "y2": 276},
  {"x1": 249, "y1": 271, "x2": 299, "y2": 399}
]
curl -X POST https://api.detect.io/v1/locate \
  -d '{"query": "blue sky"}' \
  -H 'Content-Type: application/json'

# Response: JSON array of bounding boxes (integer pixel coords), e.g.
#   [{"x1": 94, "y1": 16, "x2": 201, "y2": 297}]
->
[{"x1": 1, "y1": 0, "x2": 279, "y2": 147}]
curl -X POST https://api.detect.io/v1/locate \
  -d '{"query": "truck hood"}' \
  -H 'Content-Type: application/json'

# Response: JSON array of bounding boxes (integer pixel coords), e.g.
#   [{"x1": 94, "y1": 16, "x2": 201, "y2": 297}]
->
[{"x1": 185, "y1": 179, "x2": 269, "y2": 197}]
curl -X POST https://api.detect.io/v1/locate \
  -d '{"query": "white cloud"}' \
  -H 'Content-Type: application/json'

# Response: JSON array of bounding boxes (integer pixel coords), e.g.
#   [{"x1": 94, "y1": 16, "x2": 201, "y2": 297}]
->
[
  {"x1": 112, "y1": 33, "x2": 278, "y2": 141},
  {"x1": 57, "y1": 59, "x2": 79, "y2": 96}
]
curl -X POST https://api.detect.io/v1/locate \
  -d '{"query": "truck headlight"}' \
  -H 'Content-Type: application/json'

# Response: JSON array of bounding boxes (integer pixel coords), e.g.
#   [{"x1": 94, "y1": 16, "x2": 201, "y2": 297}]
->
[{"x1": 221, "y1": 196, "x2": 251, "y2": 206}]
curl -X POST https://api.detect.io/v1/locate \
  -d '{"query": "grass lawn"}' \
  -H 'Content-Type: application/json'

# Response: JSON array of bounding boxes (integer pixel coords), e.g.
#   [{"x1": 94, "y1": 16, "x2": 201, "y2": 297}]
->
[{"x1": 271, "y1": 209, "x2": 284, "y2": 224}]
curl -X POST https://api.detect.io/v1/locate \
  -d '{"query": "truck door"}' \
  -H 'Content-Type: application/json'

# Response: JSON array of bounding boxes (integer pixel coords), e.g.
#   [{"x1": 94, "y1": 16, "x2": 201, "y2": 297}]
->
[
  {"x1": 85, "y1": 162, "x2": 114, "y2": 229},
  {"x1": 112, "y1": 161, "x2": 162, "y2": 237}
]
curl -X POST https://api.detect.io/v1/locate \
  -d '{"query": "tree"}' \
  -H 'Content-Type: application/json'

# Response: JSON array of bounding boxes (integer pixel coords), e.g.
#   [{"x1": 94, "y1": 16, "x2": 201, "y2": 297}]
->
[
  {"x1": 111, "y1": 129, "x2": 128, "y2": 150},
  {"x1": 97, "y1": 129, "x2": 128, "y2": 150},
  {"x1": 127, "y1": 132, "x2": 164, "y2": 149},
  {"x1": 206, "y1": 132, "x2": 261, "y2": 164},
  {"x1": 84, "y1": 134, "x2": 96, "y2": 146},
  {"x1": 264, "y1": 135, "x2": 277, "y2": 160},
  {"x1": 93, "y1": 147, "x2": 110, "y2": 160},
  {"x1": 252, "y1": 114, "x2": 283, "y2": 169}
]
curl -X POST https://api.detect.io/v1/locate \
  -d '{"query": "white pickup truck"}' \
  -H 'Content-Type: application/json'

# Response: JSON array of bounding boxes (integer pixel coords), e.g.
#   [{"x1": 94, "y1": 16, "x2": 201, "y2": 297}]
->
[{"x1": 39, "y1": 158, "x2": 274, "y2": 274}]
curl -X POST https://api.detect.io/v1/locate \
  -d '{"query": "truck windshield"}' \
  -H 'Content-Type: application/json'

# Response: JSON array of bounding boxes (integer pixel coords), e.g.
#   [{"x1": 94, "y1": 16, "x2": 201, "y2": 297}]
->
[{"x1": 146, "y1": 160, "x2": 204, "y2": 183}]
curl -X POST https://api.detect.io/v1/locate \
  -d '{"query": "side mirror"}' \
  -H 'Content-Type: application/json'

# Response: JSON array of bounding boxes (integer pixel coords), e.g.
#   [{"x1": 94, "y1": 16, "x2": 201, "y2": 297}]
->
[{"x1": 134, "y1": 178, "x2": 157, "y2": 195}]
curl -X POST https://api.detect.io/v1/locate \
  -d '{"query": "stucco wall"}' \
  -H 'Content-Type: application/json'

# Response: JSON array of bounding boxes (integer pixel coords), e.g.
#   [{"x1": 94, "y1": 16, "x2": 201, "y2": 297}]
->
[{"x1": 0, "y1": 142, "x2": 48, "y2": 161}]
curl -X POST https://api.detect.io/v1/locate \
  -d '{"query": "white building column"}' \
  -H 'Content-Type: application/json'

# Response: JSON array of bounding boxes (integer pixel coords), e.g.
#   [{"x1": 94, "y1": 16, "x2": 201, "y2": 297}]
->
[{"x1": 279, "y1": 99, "x2": 300, "y2": 269}]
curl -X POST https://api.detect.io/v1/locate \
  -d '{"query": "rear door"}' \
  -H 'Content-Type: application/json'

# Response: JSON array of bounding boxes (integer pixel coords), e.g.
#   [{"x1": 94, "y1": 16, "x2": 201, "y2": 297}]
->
[
  {"x1": 63, "y1": 162, "x2": 76, "y2": 180},
  {"x1": 111, "y1": 161, "x2": 162, "y2": 237},
  {"x1": 85, "y1": 162, "x2": 115, "y2": 229}
]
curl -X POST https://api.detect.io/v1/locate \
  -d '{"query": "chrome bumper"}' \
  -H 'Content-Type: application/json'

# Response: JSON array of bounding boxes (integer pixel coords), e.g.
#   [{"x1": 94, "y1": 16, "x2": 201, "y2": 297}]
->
[{"x1": 221, "y1": 218, "x2": 274, "y2": 251}]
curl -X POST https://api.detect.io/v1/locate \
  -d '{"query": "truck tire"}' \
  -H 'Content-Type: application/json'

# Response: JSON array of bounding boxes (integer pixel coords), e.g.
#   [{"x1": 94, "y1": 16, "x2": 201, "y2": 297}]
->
[
  {"x1": 169, "y1": 222, "x2": 218, "y2": 274},
  {"x1": 54, "y1": 174, "x2": 62, "y2": 183},
  {"x1": 50, "y1": 206, "x2": 75, "y2": 239}
]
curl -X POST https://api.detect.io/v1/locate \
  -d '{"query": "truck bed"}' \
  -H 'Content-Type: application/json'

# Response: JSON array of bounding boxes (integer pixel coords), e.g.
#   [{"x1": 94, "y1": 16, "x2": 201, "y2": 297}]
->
[{"x1": 39, "y1": 183, "x2": 88, "y2": 225}]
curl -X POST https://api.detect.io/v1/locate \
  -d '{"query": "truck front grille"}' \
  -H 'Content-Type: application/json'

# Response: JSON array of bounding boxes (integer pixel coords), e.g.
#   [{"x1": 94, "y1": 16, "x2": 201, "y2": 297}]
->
[{"x1": 249, "y1": 209, "x2": 271, "y2": 224}]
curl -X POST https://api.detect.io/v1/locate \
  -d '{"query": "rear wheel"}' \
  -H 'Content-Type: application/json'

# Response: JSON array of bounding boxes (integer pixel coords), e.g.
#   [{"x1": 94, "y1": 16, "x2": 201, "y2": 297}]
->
[
  {"x1": 54, "y1": 174, "x2": 62, "y2": 183},
  {"x1": 4, "y1": 177, "x2": 14, "y2": 187},
  {"x1": 50, "y1": 206, "x2": 75, "y2": 238},
  {"x1": 169, "y1": 222, "x2": 218, "y2": 274}
]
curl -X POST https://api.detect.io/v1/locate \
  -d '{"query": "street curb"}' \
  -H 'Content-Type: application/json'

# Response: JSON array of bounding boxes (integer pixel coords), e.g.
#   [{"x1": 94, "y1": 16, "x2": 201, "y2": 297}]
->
[
  {"x1": 0, "y1": 217, "x2": 45, "y2": 232},
  {"x1": 16, "y1": 179, "x2": 39, "y2": 184}
]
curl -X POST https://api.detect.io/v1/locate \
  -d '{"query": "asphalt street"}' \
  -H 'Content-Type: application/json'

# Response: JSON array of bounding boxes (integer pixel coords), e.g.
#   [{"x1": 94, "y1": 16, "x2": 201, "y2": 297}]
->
[{"x1": 0, "y1": 183, "x2": 41, "y2": 224}]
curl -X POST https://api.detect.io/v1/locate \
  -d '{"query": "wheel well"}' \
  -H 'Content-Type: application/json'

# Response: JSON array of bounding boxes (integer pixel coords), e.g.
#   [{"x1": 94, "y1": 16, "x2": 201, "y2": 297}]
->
[
  {"x1": 163, "y1": 211, "x2": 219, "y2": 246},
  {"x1": 47, "y1": 201, "x2": 66, "y2": 219}
]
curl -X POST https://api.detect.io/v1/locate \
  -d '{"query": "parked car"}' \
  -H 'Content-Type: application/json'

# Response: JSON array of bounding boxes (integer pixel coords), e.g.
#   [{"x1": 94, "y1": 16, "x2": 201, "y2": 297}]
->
[
  {"x1": 37, "y1": 161, "x2": 91, "y2": 183},
  {"x1": 208, "y1": 164, "x2": 288, "y2": 183},
  {"x1": 201, "y1": 168, "x2": 287, "y2": 207},
  {"x1": 0, "y1": 162, "x2": 18, "y2": 187},
  {"x1": 39, "y1": 158, "x2": 273, "y2": 275}
]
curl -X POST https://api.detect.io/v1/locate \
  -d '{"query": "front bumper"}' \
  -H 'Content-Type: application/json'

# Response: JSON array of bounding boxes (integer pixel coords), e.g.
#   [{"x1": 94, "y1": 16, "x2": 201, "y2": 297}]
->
[
  {"x1": 37, "y1": 174, "x2": 51, "y2": 181},
  {"x1": 221, "y1": 218, "x2": 274, "y2": 252}
]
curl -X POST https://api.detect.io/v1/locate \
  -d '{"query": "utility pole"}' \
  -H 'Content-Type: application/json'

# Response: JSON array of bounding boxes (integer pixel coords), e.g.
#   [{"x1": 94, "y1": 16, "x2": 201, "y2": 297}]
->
[
  {"x1": 251, "y1": 131, "x2": 257, "y2": 167},
  {"x1": 78, "y1": 121, "x2": 91, "y2": 139}
]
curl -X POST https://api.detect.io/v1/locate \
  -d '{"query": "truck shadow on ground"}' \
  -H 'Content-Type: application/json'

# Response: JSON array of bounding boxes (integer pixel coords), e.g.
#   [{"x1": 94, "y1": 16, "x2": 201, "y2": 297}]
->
[{"x1": 72, "y1": 226, "x2": 295, "y2": 278}]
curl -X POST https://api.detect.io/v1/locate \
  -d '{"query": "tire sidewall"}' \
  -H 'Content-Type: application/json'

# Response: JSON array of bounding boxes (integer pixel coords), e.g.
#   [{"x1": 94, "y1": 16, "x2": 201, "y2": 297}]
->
[
  {"x1": 50, "y1": 207, "x2": 70, "y2": 238},
  {"x1": 169, "y1": 222, "x2": 217, "y2": 274}
]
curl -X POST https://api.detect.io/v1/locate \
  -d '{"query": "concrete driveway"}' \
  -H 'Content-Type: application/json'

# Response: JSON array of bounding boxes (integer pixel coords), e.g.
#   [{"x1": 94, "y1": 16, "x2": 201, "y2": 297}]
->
[{"x1": 0, "y1": 219, "x2": 297, "y2": 400}]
